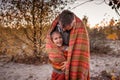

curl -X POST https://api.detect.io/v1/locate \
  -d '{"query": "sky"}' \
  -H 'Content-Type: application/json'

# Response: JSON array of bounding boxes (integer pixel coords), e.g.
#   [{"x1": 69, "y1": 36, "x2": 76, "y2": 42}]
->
[{"x1": 67, "y1": 0, "x2": 120, "y2": 27}]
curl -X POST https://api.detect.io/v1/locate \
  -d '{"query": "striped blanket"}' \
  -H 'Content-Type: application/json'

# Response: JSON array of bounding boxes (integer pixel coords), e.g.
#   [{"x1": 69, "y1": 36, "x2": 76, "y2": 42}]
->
[
  {"x1": 46, "y1": 16, "x2": 90, "y2": 80},
  {"x1": 46, "y1": 17, "x2": 66, "y2": 70}
]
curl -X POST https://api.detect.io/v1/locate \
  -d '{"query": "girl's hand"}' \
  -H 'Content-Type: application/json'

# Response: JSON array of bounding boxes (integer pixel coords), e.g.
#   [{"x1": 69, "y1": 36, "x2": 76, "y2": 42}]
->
[{"x1": 60, "y1": 61, "x2": 67, "y2": 71}]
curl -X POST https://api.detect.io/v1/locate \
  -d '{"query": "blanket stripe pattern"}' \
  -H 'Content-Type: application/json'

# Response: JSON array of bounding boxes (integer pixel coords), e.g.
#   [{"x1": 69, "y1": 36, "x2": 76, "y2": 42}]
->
[{"x1": 65, "y1": 17, "x2": 90, "y2": 80}]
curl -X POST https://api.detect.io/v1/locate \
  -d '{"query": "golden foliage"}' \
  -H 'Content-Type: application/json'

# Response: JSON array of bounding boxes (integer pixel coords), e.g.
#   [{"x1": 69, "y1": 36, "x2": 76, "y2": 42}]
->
[
  {"x1": 111, "y1": 75, "x2": 116, "y2": 80},
  {"x1": 106, "y1": 33, "x2": 118, "y2": 40},
  {"x1": 0, "y1": 23, "x2": 50, "y2": 63},
  {"x1": 109, "y1": 18, "x2": 115, "y2": 26}
]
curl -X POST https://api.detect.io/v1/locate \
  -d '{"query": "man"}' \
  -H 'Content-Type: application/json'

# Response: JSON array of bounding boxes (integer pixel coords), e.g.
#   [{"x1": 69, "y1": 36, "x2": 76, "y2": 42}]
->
[
  {"x1": 58, "y1": 10, "x2": 90, "y2": 80},
  {"x1": 46, "y1": 10, "x2": 90, "y2": 80}
]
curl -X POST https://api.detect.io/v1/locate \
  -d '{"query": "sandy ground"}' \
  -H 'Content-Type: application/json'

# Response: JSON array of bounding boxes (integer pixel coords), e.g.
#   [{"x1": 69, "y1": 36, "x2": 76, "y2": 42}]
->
[
  {"x1": 90, "y1": 54, "x2": 120, "y2": 77},
  {"x1": 0, "y1": 63, "x2": 52, "y2": 80},
  {"x1": 0, "y1": 54, "x2": 120, "y2": 80}
]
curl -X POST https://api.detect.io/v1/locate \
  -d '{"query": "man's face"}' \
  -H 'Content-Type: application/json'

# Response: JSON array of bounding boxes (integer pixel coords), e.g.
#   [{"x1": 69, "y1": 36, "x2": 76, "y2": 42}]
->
[
  {"x1": 59, "y1": 17, "x2": 75, "y2": 31},
  {"x1": 62, "y1": 25, "x2": 73, "y2": 31}
]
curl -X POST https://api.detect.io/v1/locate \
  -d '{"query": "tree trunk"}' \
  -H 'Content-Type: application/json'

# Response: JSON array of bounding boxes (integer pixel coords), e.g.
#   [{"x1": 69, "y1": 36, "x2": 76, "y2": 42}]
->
[{"x1": 32, "y1": 0, "x2": 37, "y2": 57}]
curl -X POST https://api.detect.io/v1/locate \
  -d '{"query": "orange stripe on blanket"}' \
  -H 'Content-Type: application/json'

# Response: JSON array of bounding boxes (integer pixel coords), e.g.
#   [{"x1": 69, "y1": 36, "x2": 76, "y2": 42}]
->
[
  {"x1": 71, "y1": 61, "x2": 89, "y2": 67},
  {"x1": 69, "y1": 39, "x2": 88, "y2": 45}
]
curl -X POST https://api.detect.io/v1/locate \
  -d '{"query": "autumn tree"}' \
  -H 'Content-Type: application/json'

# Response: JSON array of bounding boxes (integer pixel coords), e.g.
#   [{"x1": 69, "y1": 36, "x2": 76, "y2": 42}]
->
[{"x1": 0, "y1": 0, "x2": 51, "y2": 57}]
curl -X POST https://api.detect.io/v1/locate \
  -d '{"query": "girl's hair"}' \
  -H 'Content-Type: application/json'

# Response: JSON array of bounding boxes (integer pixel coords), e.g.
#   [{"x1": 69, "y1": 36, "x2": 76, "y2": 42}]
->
[{"x1": 50, "y1": 31, "x2": 62, "y2": 39}]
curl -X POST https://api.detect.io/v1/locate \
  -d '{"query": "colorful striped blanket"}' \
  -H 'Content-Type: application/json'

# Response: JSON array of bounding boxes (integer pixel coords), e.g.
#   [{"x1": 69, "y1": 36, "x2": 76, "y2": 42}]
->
[
  {"x1": 46, "y1": 17, "x2": 66, "y2": 70},
  {"x1": 46, "y1": 16, "x2": 90, "y2": 80}
]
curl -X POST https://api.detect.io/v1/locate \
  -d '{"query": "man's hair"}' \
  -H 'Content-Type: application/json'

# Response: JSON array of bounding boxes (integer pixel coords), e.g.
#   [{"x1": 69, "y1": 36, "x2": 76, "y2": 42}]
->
[{"x1": 59, "y1": 10, "x2": 74, "y2": 28}]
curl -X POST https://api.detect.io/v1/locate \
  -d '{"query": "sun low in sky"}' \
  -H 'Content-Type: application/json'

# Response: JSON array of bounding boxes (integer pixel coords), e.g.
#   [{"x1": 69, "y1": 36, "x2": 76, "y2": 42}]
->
[{"x1": 69, "y1": 0, "x2": 119, "y2": 27}]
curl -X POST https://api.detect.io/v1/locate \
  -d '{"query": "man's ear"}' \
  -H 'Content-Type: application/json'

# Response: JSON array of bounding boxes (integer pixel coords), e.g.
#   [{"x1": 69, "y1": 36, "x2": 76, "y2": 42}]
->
[
  {"x1": 71, "y1": 16, "x2": 76, "y2": 27},
  {"x1": 73, "y1": 16, "x2": 76, "y2": 23},
  {"x1": 58, "y1": 21, "x2": 63, "y2": 28}
]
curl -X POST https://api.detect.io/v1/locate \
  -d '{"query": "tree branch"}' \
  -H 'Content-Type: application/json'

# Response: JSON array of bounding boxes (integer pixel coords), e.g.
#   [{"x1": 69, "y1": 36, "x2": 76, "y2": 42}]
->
[
  {"x1": 23, "y1": 28, "x2": 33, "y2": 42},
  {"x1": 13, "y1": 34, "x2": 32, "y2": 47},
  {"x1": 115, "y1": 7, "x2": 120, "y2": 16},
  {"x1": 71, "y1": 0, "x2": 94, "y2": 10},
  {"x1": 94, "y1": 0, "x2": 104, "y2": 5}
]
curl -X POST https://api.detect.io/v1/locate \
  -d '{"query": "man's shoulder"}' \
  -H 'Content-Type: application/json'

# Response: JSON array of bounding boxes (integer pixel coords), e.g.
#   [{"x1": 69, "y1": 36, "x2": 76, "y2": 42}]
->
[{"x1": 75, "y1": 21, "x2": 84, "y2": 28}]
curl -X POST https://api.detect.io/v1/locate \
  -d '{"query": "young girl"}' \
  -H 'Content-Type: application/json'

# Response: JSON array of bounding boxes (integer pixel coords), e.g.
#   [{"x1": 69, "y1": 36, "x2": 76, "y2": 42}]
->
[{"x1": 49, "y1": 31, "x2": 68, "y2": 80}]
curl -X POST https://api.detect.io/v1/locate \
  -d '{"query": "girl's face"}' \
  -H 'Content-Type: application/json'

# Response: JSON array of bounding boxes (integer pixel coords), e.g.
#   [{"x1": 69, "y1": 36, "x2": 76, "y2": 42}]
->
[{"x1": 52, "y1": 32, "x2": 63, "y2": 47}]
